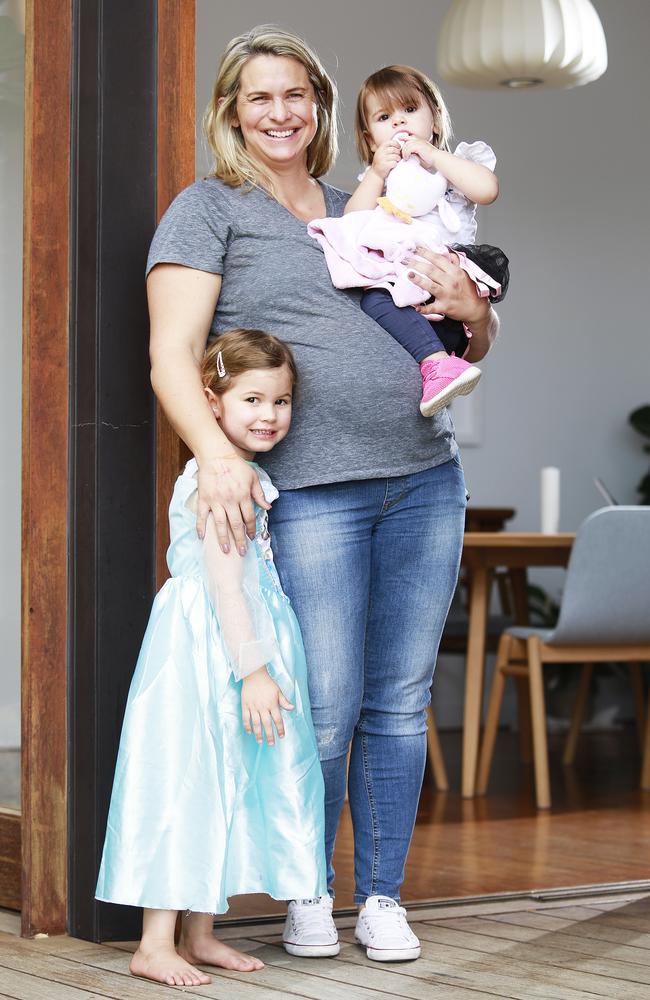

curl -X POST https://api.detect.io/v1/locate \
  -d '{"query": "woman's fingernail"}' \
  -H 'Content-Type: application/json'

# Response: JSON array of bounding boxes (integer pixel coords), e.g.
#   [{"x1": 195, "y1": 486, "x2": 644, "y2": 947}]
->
[
  {"x1": 407, "y1": 271, "x2": 415, "y2": 278},
  {"x1": 222, "y1": 543, "x2": 230, "y2": 554},
  {"x1": 239, "y1": 545, "x2": 247, "y2": 556}
]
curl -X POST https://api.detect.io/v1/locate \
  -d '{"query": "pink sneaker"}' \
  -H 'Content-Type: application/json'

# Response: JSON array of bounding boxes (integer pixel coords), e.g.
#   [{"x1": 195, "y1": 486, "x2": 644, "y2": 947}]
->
[{"x1": 419, "y1": 355, "x2": 482, "y2": 417}]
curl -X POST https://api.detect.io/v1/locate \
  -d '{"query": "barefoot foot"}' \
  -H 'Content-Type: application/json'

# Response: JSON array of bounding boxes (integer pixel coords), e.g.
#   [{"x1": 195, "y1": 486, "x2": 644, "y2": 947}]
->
[
  {"x1": 179, "y1": 934, "x2": 264, "y2": 972},
  {"x1": 130, "y1": 943, "x2": 212, "y2": 987}
]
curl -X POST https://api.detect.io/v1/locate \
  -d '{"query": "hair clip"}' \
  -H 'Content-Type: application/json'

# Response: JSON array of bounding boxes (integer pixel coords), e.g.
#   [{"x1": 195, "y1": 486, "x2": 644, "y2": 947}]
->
[{"x1": 216, "y1": 350, "x2": 227, "y2": 378}]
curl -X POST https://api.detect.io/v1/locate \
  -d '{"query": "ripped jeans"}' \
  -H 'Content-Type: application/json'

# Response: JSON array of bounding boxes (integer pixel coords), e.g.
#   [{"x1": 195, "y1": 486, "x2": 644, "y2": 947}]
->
[{"x1": 269, "y1": 458, "x2": 466, "y2": 903}]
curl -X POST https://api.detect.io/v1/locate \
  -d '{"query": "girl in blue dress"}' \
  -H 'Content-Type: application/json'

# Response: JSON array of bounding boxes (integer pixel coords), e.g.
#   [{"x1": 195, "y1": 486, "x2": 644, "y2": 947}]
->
[{"x1": 96, "y1": 329, "x2": 327, "y2": 987}]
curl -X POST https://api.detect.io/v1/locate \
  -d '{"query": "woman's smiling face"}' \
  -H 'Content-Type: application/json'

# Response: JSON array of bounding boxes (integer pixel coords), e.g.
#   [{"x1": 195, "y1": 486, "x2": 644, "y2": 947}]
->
[{"x1": 233, "y1": 55, "x2": 318, "y2": 172}]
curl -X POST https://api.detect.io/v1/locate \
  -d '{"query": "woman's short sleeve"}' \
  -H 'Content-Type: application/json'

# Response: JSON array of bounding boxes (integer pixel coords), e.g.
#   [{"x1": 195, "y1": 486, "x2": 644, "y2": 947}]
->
[{"x1": 146, "y1": 181, "x2": 233, "y2": 277}]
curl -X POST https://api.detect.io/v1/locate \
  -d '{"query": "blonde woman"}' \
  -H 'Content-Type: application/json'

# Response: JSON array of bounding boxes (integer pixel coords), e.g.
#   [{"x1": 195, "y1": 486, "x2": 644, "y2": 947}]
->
[{"x1": 147, "y1": 25, "x2": 499, "y2": 966}]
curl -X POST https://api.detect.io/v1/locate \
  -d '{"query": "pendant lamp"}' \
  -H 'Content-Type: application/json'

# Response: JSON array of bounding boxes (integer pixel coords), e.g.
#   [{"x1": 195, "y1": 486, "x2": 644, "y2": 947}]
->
[{"x1": 437, "y1": 0, "x2": 608, "y2": 90}]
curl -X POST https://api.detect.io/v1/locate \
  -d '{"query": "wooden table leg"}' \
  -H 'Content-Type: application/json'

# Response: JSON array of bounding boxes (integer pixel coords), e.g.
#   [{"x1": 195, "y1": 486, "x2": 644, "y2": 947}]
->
[
  {"x1": 462, "y1": 566, "x2": 491, "y2": 798},
  {"x1": 510, "y1": 567, "x2": 532, "y2": 762},
  {"x1": 509, "y1": 567, "x2": 529, "y2": 623}
]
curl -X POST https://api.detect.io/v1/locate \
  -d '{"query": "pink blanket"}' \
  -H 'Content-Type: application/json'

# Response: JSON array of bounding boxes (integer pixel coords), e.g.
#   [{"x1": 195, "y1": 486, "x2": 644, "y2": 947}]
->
[{"x1": 308, "y1": 207, "x2": 501, "y2": 313}]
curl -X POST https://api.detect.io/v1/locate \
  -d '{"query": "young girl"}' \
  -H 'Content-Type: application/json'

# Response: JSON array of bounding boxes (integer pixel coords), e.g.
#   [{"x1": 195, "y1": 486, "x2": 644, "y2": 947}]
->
[
  {"x1": 95, "y1": 329, "x2": 327, "y2": 988},
  {"x1": 309, "y1": 64, "x2": 509, "y2": 417}
]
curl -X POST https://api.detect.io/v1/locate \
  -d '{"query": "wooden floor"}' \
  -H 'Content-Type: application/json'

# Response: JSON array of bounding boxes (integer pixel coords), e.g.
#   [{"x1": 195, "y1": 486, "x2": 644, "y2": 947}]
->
[
  {"x1": 3, "y1": 891, "x2": 650, "y2": 998},
  {"x1": 228, "y1": 726, "x2": 650, "y2": 917},
  {"x1": 2, "y1": 728, "x2": 650, "y2": 996}
]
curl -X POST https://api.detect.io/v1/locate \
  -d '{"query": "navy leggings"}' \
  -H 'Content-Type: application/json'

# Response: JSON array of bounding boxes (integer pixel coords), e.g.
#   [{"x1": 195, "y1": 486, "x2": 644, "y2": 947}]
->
[{"x1": 361, "y1": 289, "x2": 468, "y2": 363}]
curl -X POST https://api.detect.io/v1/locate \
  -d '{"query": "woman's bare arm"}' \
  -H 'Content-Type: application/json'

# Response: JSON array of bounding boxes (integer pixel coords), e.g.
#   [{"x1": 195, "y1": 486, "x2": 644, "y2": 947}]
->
[{"x1": 148, "y1": 263, "x2": 268, "y2": 553}]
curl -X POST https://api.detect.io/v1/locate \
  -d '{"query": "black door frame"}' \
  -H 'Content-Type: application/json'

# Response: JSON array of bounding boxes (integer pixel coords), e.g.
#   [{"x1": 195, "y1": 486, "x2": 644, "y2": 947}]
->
[{"x1": 67, "y1": 0, "x2": 195, "y2": 943}]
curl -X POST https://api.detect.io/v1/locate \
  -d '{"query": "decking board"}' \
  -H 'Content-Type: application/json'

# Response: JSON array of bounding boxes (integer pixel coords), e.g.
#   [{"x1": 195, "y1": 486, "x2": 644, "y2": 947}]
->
[{"x1": 1, "y1": 893, "x2": 649, "y2": 999}]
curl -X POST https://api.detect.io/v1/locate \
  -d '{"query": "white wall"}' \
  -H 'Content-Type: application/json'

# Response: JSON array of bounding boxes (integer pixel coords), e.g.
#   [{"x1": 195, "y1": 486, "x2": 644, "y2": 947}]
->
[
  {"x1": 196, "y1": 1, "x2": 650, "y2": 723},
  {"x1": 0, "y1": 3, "x2": 23, "y2": 748}
]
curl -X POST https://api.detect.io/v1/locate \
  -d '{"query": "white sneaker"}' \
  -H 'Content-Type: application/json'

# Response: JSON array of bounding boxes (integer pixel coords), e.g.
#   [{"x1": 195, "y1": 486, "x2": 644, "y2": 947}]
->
[
  {"x1": 355, "y1": 895, "x2": 421, "y2": 961},
  {"x1": 282, "y1": 896, "x2": 340, "y2": 957}
]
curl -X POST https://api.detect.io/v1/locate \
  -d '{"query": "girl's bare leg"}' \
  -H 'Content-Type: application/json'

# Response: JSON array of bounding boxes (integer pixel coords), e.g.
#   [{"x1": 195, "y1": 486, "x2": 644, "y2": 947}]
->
[
  {"x1": 179, "y1": 911, "x2": 265, "y2": 972},
  {"x1": 130, "y1": 908, "x2": 212, "y2": 987}
]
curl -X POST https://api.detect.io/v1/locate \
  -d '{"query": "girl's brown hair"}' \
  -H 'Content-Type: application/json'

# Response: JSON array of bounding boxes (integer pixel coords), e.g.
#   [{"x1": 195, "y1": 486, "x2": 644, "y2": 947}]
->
[
  {"x1": 203, "y1": 24, "x2": 338, "y2": 195},
  {"x1": 355, "y1": 65, "x2": 453, "y2": 166},
  {"x1": 201, "y1": 328, "x2": 298, "y2": 395}
]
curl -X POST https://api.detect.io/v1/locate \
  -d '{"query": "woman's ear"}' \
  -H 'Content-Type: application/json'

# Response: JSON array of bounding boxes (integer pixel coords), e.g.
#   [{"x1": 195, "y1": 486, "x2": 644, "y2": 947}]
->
[
  {"x1": 204, "y1": 386, "x2": 221, "y2": 420},
  {"x1": 218, "y1": 95, "x2": 238, "y2": 127}
]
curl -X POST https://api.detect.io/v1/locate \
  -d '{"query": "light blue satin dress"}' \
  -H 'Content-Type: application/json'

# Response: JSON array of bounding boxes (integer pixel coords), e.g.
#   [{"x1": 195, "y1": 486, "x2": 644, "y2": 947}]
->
[{"x1": 95, "y1": 460, "x2": 327, "y2": 913}]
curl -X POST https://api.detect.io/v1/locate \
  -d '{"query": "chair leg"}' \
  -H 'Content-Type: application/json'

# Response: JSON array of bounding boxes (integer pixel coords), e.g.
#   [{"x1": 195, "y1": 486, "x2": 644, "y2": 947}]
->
[
  {"x1": 516, "y1": 678, "x2": 533, "y2": 763},
  {"x1": 528, "y1": 636, "x2": 551, "y2": 810},
  {"x1": 629, "y1": 662, "x2": 646, "y2": 751},
  {"x1": 563, "y1": 662, "x2": 594, "y2": 765},
  {"x1": 476, "y1": 634, "x2": 510, "y2": 795},
  {"x1": 426, "y1": 705, "x2": 449, "y2": 791},
  {"x1": 642, "y1": 677, "x2": 650, "y2": 791}
]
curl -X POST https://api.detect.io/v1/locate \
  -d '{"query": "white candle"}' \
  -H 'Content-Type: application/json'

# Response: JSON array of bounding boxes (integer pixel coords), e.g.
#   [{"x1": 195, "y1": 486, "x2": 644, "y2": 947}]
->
[{"x1": 541, "y1": 467, "x2": 560, "y2": 534}]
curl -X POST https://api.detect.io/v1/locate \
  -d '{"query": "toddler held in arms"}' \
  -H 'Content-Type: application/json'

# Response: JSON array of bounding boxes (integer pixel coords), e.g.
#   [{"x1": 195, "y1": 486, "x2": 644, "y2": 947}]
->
[{"x1": 309, "y1": 64, "x2": 509, "y2": 416}]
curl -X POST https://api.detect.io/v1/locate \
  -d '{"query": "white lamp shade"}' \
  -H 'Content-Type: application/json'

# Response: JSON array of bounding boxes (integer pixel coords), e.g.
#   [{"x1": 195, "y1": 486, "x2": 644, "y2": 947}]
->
[{"x1": 437, "y1": 0, "x2": 608, "y2": 89}]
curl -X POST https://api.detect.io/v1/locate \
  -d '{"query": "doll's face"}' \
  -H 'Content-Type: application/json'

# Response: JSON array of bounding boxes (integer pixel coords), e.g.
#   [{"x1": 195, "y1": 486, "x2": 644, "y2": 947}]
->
[
  {"x1": 364, "y1": 92, "x2": 436, "y2": 152},
  {"x1": 206, "y1": 366, "x2": 294, "y2": 460}
]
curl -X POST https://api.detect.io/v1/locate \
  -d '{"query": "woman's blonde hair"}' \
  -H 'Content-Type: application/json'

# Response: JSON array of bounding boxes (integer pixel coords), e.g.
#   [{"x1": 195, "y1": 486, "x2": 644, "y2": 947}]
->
[
  {"x1": 355, "y1": 65, "x2": 453, "y2": 166},
  {"x1": 201, "y1": 329, "x2": 298, "y2": 395},
  {"x1": 203, "y1": 25, "x2": 338, "y2": 194}
]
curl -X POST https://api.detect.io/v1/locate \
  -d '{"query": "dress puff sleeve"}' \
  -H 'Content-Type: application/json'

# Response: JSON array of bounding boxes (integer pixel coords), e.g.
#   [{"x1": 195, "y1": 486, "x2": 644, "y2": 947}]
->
[
  {"x1": 445, "y1": 140, "x2": 497, "y2": 245},
  {"x1": 200, "y1": 504, "x2": 280, "y2": 683},
  {"x1": 453, "y1": 140, "x2": 496, "y2": 173}
]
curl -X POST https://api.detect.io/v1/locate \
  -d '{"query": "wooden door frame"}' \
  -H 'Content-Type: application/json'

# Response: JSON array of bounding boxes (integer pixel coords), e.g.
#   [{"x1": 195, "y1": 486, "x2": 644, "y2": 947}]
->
[
  {"x1": 154, "y1": 0, "x2": 196, "y2": 588},
  {"x1": 20, "y1": 0, "x2": 72, "y2": 935},
  {"x1": 19, "y1": 0, "x2": 195, "y2": 939}
]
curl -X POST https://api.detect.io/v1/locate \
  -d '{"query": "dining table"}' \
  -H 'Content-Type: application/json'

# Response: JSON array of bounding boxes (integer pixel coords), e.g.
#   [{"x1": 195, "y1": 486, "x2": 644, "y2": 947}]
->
[{"x1": 460, "y1": 531, "x2": 575, "y2": 798}]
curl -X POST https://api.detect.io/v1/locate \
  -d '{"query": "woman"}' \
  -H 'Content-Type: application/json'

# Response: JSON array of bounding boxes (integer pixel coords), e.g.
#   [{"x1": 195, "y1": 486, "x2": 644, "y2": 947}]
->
[{"x1": 147, "y1": 25, "x2": 498, "y2": 965}]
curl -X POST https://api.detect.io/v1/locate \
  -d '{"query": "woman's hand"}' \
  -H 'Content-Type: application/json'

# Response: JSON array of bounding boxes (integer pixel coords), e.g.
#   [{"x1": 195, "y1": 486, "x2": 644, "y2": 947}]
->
[
  {"x1": 241, "y1": 667, "x2": 295, "y2": 745},
  {"x1": 370, "y1": 138, "x2": 402, "y2": 181},
  {"x1": 408, "y1": 246, "x2": 499, "y2": 361},
  {"x1": 197, "y1": 457, "x2": 269, "y2": 554},
  {"x1": 407, "y1": 246, "x2": 487, "y2": 322}
]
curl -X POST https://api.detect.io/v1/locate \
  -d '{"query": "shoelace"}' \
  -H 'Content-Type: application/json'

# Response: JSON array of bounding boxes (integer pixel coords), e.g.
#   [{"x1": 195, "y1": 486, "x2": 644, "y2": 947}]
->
[
  {"x1": 361, "y1": 906, "x2": 414, "y2": 941},
  {"x1": 292, "y1": 904, "x2": 335, "y2": 937}
]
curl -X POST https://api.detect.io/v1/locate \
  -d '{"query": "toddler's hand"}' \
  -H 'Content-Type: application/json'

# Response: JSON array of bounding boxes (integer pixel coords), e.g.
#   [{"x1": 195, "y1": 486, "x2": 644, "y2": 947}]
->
[
  {"x1": 241, "y1": 667, "x2": 294, "y2": 746},
  {"x1": 401, "y1": 137, "x2": 439, "y2": 171},
  {"x1": 370, "y1": 138, "x2": 402, "y2": 181}
]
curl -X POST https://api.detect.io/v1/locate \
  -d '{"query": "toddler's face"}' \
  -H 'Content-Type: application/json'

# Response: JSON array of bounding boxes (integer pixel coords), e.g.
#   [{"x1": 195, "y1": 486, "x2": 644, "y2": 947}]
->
[
  {"x1": 208, "y1": 365, "x2": 294, "y2": 460},
  {"x1": 364, "y1": 92, "x2": 436, "y2": 153}
]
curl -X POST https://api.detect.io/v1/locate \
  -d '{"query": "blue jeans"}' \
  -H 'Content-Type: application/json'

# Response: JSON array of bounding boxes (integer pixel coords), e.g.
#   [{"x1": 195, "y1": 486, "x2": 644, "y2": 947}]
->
[{"x1": 269, "y1": 458, "x2": 466, "y2": 903}]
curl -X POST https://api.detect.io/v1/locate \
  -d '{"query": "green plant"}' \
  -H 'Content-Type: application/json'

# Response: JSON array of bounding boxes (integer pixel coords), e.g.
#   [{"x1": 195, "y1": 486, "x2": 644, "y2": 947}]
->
[{"x1": 629, "y1": 405, "x2": 650, "y2": 505}]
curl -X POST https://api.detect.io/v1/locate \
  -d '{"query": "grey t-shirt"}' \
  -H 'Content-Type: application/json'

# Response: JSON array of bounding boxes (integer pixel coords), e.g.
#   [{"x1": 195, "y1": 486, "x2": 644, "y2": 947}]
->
[{"x1": 146, "y1": 177, "x2": 457, "y2": 490}]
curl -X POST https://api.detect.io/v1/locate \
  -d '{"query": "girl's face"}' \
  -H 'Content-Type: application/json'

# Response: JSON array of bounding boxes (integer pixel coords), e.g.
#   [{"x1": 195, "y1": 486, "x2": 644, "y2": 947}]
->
[
  {"x1": 207, "y1": 365, "x2": 294, "y2": 460},
  {"x1": 364, "y1": 92, "x2": 436, "y2": 152},
  {"x1": 233, "y1": 55, "x2": 318, "y2": 172}
]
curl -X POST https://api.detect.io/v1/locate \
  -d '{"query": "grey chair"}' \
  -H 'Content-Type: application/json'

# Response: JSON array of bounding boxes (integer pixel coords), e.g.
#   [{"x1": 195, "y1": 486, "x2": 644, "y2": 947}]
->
[{"x1": 476, "y1": 506, "x2": 650, "y2": 809}]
